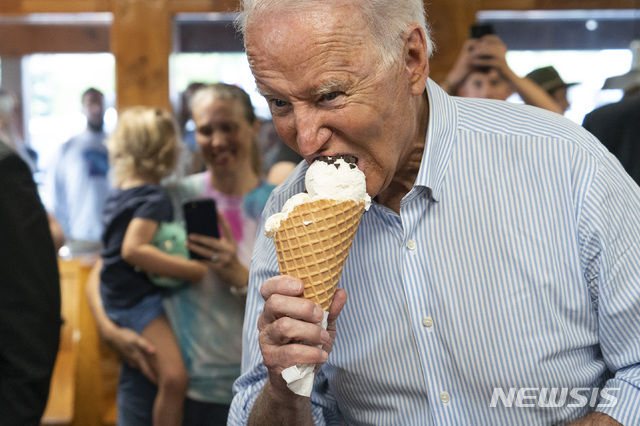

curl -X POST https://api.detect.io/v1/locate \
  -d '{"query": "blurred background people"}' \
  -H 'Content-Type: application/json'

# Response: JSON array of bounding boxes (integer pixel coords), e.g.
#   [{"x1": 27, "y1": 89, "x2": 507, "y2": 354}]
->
[
  {"x1": 87, "y1": 83, "x2": 275, "y2": 425},
  {"x1": 0, "y1": 88, "x2": 65, "y2": 251},
  {"x1": 600, "y1": 39, "x2": 640, "y2": 97},
  {"x1": 526, "y1": 65, "x2": 577, "y2": 114},
  {"x1": 0, "y1": 138, "x2": 61, "y2": 425},
  {"x1": 582, "y1": 40, "x2": 640, "y2": 186},
  {"x1": 0, "y1": 89, "x2": 36, "y2": 172},
  {"x1": 179, "y1": 82, "x2": 206, "y2": 176},
  {"x1": 100, "y1": 106, "x2": 209, "y2": 425},
  {"x1": 265, "y1": 145, "x2": 303, "y2": 186},
  {"x1": 441, "y1": 33, "x2": 563, "y2": 114},
  {"x1": 40, "y1": 87, "x2": 110, "y2": 257}
]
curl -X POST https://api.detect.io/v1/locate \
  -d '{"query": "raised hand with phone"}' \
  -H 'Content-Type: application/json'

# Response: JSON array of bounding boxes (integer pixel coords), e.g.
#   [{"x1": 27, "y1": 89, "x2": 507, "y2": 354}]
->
[{"x1": 440, "y1": 24, "x2": 563, "y2": 114}]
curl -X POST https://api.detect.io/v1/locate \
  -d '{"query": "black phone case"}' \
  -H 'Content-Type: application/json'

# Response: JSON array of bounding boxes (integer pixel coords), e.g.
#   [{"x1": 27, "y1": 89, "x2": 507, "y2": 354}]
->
[
  {"x1": 182, "y1": 198, "x2": 219, "y2": 260},
  {"x1": 470, "y1": 24, "x2": 494, "y2": 39}
]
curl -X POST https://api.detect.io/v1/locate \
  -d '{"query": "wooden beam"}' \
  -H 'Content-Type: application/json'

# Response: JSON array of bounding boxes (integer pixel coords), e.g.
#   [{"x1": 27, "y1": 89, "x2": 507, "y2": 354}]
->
[
  {"x1": 0, "y1": 0, "x2": 110, "y2": 14},
  {"x1": 426, "y1": 0, "x2": 480, "y2": 85},
  {"x1": 111, "y1": 0, "x2": 173, "y2": 110},
  {"x1": 0, "y1": 24, "x2": 109, "y2": 55},
  {"x1": 478, "y1": 0, "x2": 639, "y2": 10},
  {"x1": 167, "y1": 0, "x2": 238, "y2": 14}
]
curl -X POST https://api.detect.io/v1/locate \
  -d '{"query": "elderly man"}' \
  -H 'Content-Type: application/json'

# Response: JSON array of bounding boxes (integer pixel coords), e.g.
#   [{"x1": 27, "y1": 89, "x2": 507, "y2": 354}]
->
[{"x1": 229, "y1": 1, "x2": 640, "y2": 425}]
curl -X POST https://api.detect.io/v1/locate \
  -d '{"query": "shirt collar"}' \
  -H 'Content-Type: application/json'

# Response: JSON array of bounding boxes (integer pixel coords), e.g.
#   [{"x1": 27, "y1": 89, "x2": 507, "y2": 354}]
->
[{"x1": 413, "y1": 78, "x2": 459, "y2": 202}]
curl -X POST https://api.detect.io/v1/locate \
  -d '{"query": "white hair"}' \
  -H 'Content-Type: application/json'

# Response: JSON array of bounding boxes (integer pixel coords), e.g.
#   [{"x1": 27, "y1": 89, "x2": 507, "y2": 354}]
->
[{"x1": 235, "y1": 0, "x2": 434, "y2": 67}]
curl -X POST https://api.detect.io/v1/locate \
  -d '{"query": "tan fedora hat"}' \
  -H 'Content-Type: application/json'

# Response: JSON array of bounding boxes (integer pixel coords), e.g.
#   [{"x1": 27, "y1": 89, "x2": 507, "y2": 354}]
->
[{"x1": 602, "y1": 40, "x2": 640, "y2": 92}]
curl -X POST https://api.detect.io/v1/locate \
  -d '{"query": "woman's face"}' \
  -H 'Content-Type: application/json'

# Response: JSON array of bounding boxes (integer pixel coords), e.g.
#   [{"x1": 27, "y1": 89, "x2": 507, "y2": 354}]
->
[{"x1": 192, "y1": 97, "x2": 259, "y2": 176}]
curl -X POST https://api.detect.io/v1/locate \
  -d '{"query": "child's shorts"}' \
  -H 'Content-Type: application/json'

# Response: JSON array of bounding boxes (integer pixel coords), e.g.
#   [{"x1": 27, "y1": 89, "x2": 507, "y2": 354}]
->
[{"x1": 106, "y1": 292, "x2": 165, "y2": 334}]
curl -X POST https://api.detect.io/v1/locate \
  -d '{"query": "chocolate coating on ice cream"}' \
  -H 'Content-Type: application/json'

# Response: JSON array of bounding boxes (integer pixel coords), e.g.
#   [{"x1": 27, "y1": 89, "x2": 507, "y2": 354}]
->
[{"x1": 315, "y1": 155, "x2": 357, "y2": 169}]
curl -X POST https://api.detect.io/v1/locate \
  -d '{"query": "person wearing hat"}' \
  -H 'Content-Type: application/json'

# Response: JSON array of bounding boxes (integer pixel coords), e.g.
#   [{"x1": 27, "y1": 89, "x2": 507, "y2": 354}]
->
[
  {"x1": 440, "y1": 34, "x2": 564, "y2": 114},
  {"x1": 601, "y1": 40, "x2": 640, "y2": 96},
  {"x1": 526, "y1": 66, "x2": 576, "y2": 114}
]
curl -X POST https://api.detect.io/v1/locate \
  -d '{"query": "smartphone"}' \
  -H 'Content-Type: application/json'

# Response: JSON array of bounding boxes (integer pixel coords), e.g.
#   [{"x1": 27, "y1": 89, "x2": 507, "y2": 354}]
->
[
  {"x1": 470, "y1": 23, "x2": 494, "y2": 39},
  {"x1": 182, "y1": 198, "x2": 219, "y2": 260}
]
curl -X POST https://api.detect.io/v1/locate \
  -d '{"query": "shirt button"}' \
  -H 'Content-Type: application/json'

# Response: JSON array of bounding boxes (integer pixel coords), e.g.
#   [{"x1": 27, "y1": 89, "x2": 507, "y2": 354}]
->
[
  {"x1": 407, "y1": 239, "x2": 417, "y2": 250},
  {"x1": 440, "y1": 391, "x2": 451, "y2": 403},
  {"x1": 422, "y1": 317, "x2": 433, "y2": 328}
]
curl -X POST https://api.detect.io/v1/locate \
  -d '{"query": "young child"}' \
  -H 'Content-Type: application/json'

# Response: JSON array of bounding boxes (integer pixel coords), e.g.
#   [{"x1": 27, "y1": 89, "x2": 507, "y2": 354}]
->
[{"x1": 100, "y1": 106, "x2": 208, "y2": 425}]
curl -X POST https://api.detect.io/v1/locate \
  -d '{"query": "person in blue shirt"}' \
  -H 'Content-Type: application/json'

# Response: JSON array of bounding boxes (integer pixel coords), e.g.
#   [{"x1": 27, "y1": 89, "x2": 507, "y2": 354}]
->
[
  {"x1": 41, "y1": 87, "x2": 110, "y2": 256},
  {"x1": 228, "y1": 1, "x2": 640, "y2": 425}
]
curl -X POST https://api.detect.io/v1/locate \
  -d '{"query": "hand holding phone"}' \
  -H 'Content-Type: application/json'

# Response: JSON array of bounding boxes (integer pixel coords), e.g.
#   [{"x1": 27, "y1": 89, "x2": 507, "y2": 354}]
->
[{"x1": 182, "y1": 198, "x2": 219, "y2": 260}]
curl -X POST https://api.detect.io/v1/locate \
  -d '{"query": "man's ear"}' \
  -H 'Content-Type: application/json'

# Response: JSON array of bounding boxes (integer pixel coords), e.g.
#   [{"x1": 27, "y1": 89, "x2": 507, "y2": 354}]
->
[{"x1": 404, "y1": 24, "x2": 429, "y2": 95}]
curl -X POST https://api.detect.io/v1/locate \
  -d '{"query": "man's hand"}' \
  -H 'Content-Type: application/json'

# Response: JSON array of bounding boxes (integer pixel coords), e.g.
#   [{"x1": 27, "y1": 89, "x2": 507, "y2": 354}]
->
[
  {"x1": 257, "y1": 275, "x2": 347, "y2": 396},
  {"x1": 566, "y1": 412, "x2": 621, "y2": 425},
  {"x1": 247, "y1": 276, "x2": 348, "y2": 426},
  {"x1": 469, "y1": 34, "x2": 511, "y2": 78},
  {"x1": 442, "y1": 38, "x2": 479, "y2": 95}
]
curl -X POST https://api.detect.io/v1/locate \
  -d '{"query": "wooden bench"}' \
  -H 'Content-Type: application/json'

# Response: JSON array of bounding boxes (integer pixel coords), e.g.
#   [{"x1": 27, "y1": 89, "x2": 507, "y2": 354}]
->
[
  {"x1": 40, "y1": 258, "x2": 81, "y2": 425},
  {"x1": 41, "y1": 258, "x2": 120, "y2": 426}
]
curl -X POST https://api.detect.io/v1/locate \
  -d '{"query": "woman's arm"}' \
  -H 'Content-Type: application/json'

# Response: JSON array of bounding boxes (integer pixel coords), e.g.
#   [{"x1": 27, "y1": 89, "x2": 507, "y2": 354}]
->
[{"x1": 85, "y1": 258, "x2": 158, "y2": 383}]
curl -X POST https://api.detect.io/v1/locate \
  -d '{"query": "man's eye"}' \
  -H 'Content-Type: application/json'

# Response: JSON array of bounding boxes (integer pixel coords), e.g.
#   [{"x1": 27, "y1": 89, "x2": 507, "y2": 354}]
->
[
  {"x1": 323, "y1": 92, "x2": 339, "y2": 101},
  {"x1": 273, "y1": 99, "x2": 287, "y2": 108}
]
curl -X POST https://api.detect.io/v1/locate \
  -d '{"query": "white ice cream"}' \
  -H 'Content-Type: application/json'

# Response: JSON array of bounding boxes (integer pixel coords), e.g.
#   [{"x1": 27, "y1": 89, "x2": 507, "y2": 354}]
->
[{"x1": 265, "y1": 157, "x2": 371, "y2": 237}]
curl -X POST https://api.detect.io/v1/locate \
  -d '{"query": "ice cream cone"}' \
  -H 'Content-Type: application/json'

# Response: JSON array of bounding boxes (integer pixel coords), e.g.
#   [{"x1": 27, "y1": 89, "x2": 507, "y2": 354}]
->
[{"x1": 273, "y1": 198, "x2": 365, "y2": 310}]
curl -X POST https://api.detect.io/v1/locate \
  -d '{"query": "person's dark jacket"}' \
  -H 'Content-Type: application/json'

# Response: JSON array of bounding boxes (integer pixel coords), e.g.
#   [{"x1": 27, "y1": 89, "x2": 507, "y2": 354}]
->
[
  {"x1": 583, "y1": 94, "x2": 640, "y2": 186},
  {"x1": 0, "y1": 140, "x2": 61, "y2": 425}
]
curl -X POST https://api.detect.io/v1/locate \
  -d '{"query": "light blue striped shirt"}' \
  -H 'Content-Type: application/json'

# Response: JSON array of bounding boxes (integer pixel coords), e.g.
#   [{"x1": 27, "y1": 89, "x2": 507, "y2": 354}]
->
[{"x1": 230, "y1": 79, "x2": 640, "y2": 425}]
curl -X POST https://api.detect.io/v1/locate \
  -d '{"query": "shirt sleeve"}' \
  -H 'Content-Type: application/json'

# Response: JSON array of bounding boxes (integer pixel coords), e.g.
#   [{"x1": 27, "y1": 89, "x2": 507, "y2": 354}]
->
[
  {"x1": 133, "y1": 187, "x2": 174, "y2": 223},
  {"x1": 229, "y1": 174, "x2": 334, "y2": 425},
  {"x1": 228, "y1": 211, "x2": 279, "y2": 424},
  {"x1": 577, "y1": 149, "x2": 640, "y2": 424}
]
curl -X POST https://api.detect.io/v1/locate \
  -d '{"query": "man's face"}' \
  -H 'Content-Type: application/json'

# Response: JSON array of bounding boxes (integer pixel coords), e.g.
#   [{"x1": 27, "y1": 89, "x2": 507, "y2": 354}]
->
[
  {"x1": 459, "y1": 69, "x2": 513, "y2": 101},
  {"x1": 550, "y1": 87, "x2": 569, "y2": 113},
  {"x1": 244, "y1": 3, "x2": 420, "y2": 198},
  {"x1": 82, "y1": 92, "x2": 105, "y2": 128}
]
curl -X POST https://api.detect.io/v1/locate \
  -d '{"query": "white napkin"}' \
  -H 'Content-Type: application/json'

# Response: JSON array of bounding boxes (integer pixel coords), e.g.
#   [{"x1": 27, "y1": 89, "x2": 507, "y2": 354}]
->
[{"x1": 281, "y1": 310, "x2": 329, "y2": 397}]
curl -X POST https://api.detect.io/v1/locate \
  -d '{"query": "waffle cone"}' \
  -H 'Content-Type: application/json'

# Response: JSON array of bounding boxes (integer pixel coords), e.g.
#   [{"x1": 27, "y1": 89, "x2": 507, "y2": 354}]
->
[{"x1": 273, "y1": 199, "x2": 365, "y2": 310}]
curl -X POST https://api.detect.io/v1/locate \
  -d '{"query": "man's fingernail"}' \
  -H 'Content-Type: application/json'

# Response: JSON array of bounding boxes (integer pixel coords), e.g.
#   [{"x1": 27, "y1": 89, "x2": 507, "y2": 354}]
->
[{"x1": 288, "y1": 280, "x2": 300, "y2": 292}]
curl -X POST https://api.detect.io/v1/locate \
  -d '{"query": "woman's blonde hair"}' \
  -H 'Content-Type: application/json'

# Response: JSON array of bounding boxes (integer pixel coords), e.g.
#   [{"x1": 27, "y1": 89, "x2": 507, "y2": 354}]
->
[{"x1": 107, "y1": 106, "x2": 180, "y2": 187}]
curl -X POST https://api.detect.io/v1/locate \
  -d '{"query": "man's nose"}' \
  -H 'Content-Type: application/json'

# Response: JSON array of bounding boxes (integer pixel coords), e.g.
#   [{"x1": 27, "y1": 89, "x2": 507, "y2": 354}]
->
[{"x1": 294, "y1": 107, "x2": 330, "y2": 156}]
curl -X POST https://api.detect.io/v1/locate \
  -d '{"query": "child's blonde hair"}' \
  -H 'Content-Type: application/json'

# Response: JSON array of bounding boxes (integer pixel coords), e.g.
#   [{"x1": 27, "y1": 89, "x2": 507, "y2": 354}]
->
[{"x1": 108, "y1": 106, "x2": 180, "y2": 187}]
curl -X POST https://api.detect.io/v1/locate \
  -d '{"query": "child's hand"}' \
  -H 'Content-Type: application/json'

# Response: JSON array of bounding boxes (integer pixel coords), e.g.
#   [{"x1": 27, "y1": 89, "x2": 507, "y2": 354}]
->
[{"x1": 188, "y1": 260, "x2": 209, "y2": 283}]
